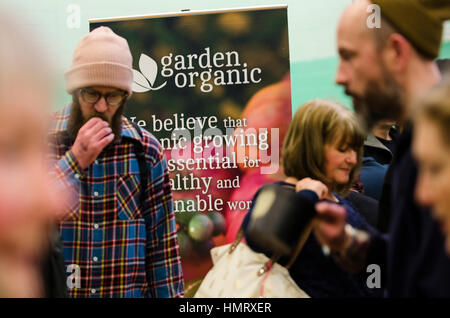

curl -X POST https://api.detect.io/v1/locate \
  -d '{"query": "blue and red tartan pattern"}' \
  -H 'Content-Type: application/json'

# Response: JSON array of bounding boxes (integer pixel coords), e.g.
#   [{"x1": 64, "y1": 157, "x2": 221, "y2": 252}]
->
[{"x1": 48, "y1": 104, "x2": 184, "y2": 298}]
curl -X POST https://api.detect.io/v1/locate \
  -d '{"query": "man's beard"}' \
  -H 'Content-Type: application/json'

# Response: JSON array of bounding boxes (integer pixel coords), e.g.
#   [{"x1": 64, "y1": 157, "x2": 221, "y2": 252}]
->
[
  {"x1": 347, "y1": 70, "x2": 404, "y2": 131},
  {"x1": 67, "y1": 97, "x2": 125, "y2": 144}
]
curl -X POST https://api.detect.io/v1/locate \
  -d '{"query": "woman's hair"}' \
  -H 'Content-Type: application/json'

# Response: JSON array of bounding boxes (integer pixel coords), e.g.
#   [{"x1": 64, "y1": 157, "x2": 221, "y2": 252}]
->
[
  {"x1": 414, "y1": 76, "x2": 450, "y2": 148},
  {"x1": 282, "y1": 99, "x2": 365, "y2": 195}
]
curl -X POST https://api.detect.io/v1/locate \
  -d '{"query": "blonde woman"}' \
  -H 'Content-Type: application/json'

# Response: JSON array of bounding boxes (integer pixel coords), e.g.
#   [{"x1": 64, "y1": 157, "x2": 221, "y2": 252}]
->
[{"x1": 242, "y1": 99, "x2": 380, "y2": 297}]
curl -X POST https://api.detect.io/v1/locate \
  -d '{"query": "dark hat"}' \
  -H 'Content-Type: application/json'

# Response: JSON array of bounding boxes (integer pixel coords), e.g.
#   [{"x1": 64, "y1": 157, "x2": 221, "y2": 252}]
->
[{"x1": 371, "y1": 0, "x2": 450, "y2": 59}]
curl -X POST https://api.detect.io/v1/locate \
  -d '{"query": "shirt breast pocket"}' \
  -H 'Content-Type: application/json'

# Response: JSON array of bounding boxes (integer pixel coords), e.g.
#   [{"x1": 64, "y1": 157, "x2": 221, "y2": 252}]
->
[{"x1": 116, "y1": 174, "x2": 143, "y2": 221}]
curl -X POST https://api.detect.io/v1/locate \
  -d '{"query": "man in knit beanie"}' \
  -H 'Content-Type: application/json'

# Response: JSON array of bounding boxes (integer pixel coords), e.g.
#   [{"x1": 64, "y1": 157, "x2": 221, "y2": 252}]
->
[
  {"x1": 312, "y1": 0, "x2": 450, "y2": 297},
  {"x1": 48, "y1": 26, "x2": 184, "y2": 298}
]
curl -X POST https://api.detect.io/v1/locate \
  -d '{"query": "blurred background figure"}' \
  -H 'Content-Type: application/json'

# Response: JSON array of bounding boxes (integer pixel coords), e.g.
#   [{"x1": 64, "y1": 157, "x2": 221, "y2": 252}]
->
[
  {"x1": 413, "y1": 77, "x2": 450, "y2": 254},
  {"x1": 377, "y1": 59, "x2": 449, "y2": 232},
  {"x1": 360, "y1": 119, "x2": 400, "y2": 201},
  {"x1": 0, "y1": 10, "x2": 65, "y2": 297},
  {"x1": 313, "y1": 0, "x2": 450, "y2": 297},
  {"x1": 365, "y1": 120, "x2": 399, "y2": 166}
]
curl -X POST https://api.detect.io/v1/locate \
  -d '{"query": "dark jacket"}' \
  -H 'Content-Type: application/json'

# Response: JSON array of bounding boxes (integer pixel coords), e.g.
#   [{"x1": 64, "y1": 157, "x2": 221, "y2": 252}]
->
[{"x1": 367, "y1": 126, "x2": 450, "y2": 297}]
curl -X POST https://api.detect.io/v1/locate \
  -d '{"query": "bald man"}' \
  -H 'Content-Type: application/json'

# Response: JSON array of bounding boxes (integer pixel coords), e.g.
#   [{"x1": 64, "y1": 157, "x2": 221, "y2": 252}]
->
[{"x1": 313, "y1": 0, "x2": 450, "y2": 297}]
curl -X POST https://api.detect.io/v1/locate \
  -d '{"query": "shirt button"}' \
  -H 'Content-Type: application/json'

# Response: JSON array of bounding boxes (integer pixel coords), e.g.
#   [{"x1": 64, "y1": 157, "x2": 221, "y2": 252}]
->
[
  {"x1": 94, "y1": 223, "x2": 99, "y2": 229},
  {"x1": 93, "y1": 256, "x2": 98, "y2": 262},
  {"x1": 74, "y1": 174, "x2": 80, "y2": 179},
  {"x1": 91, "y1": 289, "x2": 96, "y2": 294},
  {"x1": 94, "y1": 191, "x2": 99, "y2": 197},
  {"x1": 95, "y1": 160, "x2": 99, "y2": 165}
]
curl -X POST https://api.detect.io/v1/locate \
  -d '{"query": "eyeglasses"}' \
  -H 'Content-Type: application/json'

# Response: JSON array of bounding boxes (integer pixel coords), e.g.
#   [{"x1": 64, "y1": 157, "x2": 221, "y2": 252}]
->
[{"x1": 79, "y1": 88, "x2": 128, "y2": 106}]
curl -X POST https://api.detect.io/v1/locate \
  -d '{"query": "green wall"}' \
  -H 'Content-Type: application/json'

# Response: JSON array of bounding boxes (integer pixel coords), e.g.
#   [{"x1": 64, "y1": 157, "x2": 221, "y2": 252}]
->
[
  {"x1": 3, "y1": 0, "x2": 450, "y2": 111},
  {"x1": 291, "y1": 41, "x2": 450, "y2": 112}
]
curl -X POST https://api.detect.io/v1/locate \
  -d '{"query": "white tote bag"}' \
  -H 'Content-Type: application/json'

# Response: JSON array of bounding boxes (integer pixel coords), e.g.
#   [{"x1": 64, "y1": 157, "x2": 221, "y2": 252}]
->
[{"x1": 194, "y1": 230, "x2": 310, "y2": 298}]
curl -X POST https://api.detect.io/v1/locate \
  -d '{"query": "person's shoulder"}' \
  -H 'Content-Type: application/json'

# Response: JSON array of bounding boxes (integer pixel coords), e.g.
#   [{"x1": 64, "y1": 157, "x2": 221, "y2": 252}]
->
[{"x1": 49, "y1": 103, "x2": 71, "y2": 135}]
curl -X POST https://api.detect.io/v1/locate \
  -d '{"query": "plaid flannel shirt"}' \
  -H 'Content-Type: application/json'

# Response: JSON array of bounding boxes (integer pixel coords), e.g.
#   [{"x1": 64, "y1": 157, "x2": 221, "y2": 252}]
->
[{"x1": 48, "y1": 104, "x2": 184, "y2": 298}]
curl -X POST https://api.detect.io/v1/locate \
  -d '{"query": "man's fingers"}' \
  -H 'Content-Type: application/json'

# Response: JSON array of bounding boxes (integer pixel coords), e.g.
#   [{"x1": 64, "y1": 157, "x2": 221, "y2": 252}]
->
[
  {"x1": 81, "y1": 117, "x2": 105, "y2": 130},
  {"x1": 80, "y1": 118, "x2": 109, "y2": 135},
  {"x1": 314, "y1": 201, "x2": 348, "y2": 252},
  {"x1": 93, "y1": 126, "x2": 113, "y2": 141},
  {"x1": 316, "y1": 220, "x2": 343, "y2": 239},
  {"x1": 315, "y1": 201, "x2": 346, "y2": 219},
  {"x1": 85, "y1": 120, "x2": 109, "y2": 135},
  {"x1": 95, "y1": 133, "x2": 114, "y2": 150}
]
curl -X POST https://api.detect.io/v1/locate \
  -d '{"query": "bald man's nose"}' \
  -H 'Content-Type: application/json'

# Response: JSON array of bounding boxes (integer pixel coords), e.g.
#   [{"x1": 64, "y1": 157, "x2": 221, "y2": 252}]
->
[{"x1": 335, "y1": 62, "x2": 348, "y2": 86}]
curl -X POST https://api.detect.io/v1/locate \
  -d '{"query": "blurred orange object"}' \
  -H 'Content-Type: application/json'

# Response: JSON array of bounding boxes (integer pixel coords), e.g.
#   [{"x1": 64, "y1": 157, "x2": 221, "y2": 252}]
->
[{"x1": 232, "y1": 74, "x2": 292, "y2": 174}]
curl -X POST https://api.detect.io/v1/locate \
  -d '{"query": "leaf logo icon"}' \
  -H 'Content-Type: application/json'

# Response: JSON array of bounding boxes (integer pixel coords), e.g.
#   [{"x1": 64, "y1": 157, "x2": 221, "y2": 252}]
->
[
  {"x1": 132, "y1": 54, "x2": 167, "y2": 93},
  {"x1": 132, "y1": 69, "x2": 150, "y2": 92}
]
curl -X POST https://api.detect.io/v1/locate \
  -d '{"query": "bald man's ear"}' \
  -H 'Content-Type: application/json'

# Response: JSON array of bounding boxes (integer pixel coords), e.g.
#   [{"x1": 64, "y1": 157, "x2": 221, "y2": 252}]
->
[{"x1": 383, "y1": 33, "x2": 411, "y2": 74}]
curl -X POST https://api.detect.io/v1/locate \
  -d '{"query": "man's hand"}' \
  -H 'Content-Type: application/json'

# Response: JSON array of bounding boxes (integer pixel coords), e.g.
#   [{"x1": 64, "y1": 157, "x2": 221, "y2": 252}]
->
[
  {"x1": 71, "y1": 118, "x2": 114, "y2": 169},
  {"x1": 314, "y1": 201, "x2": 351, "y2": 254},
  {"x1": 295, "y1": 177, "x2": 328, "y2": 199}
]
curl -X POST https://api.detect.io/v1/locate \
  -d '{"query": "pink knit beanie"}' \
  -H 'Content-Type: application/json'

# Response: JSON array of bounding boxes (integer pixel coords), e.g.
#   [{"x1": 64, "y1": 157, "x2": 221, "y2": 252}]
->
[{"x1": 65, "y1": 26, "x2": 133, "y2": 95}]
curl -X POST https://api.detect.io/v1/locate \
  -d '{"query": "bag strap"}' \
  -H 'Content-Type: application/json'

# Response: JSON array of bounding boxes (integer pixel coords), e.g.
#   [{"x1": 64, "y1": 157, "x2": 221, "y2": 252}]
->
[
  {"x1": 229, "y1": 228, "x2": 282, "y2": 277},
  {"x1": 228, "y1": 228, "x2": 244, "y2": 254},
  {"x1": 128, "y1": 121, "x2": 150, "y2": 214}
]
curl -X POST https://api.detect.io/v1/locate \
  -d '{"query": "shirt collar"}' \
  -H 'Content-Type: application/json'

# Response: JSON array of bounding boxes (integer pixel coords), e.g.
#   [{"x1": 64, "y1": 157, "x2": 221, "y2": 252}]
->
[{"x1": 120, "y1": 117, "x2": 141, "y2": 142}]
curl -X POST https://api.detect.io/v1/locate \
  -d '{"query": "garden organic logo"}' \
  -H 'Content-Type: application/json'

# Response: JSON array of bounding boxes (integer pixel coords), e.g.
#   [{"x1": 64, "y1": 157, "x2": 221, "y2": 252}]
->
[
  {"x1": 132, "y1": 54, "x2": 167, "y2": 92},
  {"x1": 132, "y1": 47, "x2": 262, "y2": 94}
]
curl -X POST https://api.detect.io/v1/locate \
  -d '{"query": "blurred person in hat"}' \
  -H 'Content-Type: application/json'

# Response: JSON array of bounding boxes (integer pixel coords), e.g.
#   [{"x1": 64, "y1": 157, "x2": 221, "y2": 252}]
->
[
  {"x1": 0, "y1": 10, "x2": 66, "y2": 297},
  {"x1": 48, "y1": 26, "x2": 183, "y2": 298},
  {"x1": 413, "y1": 77, "x2": 450, "y2": 256},
  {"x1": 360, "y1": 119, "x2": 400, "y2": 203},
  {"x1": 312, "y1": 0, "x2": 450, "y2": 297}
]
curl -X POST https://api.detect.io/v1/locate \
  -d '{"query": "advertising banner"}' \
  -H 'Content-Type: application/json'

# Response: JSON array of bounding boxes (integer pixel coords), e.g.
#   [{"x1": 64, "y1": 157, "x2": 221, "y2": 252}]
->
[{"x1": 90, "y1": 5, "x2": 291, "y2": 290}]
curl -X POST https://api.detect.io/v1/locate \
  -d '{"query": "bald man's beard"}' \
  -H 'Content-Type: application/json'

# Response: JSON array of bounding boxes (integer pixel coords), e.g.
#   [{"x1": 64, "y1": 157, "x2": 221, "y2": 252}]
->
[
  {"x1": 347, "y1": 70, "x2": 404, "y2": 132},
  {"x1": 67, "y1": 97, "x2": 125, "y2": 144}
]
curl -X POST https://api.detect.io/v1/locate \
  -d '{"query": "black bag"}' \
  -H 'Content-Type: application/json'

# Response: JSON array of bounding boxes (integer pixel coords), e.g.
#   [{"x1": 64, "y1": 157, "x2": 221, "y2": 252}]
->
[{"x1": 245, "y1": 183, "x2": 317, "y2": 259}]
